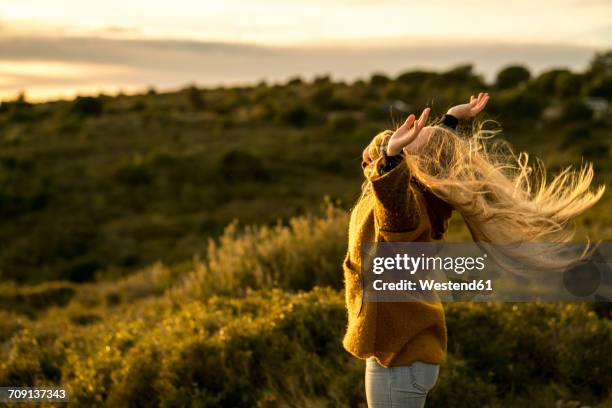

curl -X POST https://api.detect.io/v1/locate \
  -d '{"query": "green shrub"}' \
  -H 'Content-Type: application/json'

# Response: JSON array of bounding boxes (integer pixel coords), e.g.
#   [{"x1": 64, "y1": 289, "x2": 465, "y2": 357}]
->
[
  {"x1": 113, "y1": 158, "x2": 154, "y2": 186},
  {"x1": 428, "y1": 355, "x2": 497, "y2": 407},
  {"x1": 215, "y1": 149, "x2": 270, "y2": 183},
  {"x1": 555, "y1": 72, "x2": 583, "y2": 97},
  {"x1": 380, "y1": 82, "x2": 406, "y2": 100},
  {"x1": 496, "y1": 65, "x2": 531, "y2": 89},
  {"x1": 0, "y1": 281, "x2": 76, "y2": 317},
  {"x1": 495, "y1": 90, "x2": 545, "y2": 121},
  {"x1": 370, "y1": 73, "x2": 390, "y2": 86},
  {"x1": 581, "y1": 143, "x2": 610, "y2": 160},
  {"x1": 69, "y1": 96, "x2": 103, "y2": 117},
  {"x1": 0, "y1": 310, "x2": 25, "y2": 343},
  {"x1": 446, "y1": 302, "x2": 612, "y2": 402},
  {"x1": 62, "y1": 257, "x2": 102, "y2": 283},
  {"x1": 531, "y1": 69, "x2": 571, "y2": 94},
  {"x1": 310, "y1": 85, "x2": 335, "y2": 107},
  {"x1": 327, "y1": 112, "x2": 357, "y2": 133},
  {"x1": 396, "y1": 70, "x2": 437, "y2": 85},
  {"x1": 561, "y1": 100, "x2": 594, "y2": 123},
  {"x1": 561, "y1": 124, "x2": 592, "y2": 148},
  {"x1": 69, "y1": 312, "x2": 103, "y2": 326},
  {"x1": 587, "y1": 75, "x2": 612, "y2": 99},
  {"x1": 176, "y1": 201, "x2": 348, "y2": 298},
  {"x1": 0, "y1": 327, "x2": 64, "y2": 386},
  {"x1": 287, "y1": 76, "x2": 304, "y2": 86},
  {"x1": 277, "y1": 103, "x2": 313, "y2": 127},
  {"x1": 185, "y1": 85, "x2": 205, "y2": 109},
  {"x1": 436, "y1": 64, "x2": 484, "y2": 88},
  {"x1": 2, "y1": 94, "x2": 36, "y2": 122}
]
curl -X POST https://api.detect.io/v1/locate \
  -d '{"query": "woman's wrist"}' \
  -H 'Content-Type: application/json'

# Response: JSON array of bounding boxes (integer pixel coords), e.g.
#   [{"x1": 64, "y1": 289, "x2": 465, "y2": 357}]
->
[
  {"x1": 379, "y1": 150, "x2": 404, "y2": 175},
  {"x1": 446, "y1": 107, "x2": 460, "y2": 118},
  {"x1": 383, "y1": 136, "x2": 403, "y2": 157},
  {"x1": 441, "y1": 113, "x2": 459, "y2": 130}
]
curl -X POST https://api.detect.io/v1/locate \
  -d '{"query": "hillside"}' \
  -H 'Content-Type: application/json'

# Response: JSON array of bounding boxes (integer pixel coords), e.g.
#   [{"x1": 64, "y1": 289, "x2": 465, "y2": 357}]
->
[{"x1": 1, "y1": 53, "x2": 611, "y2": 284}]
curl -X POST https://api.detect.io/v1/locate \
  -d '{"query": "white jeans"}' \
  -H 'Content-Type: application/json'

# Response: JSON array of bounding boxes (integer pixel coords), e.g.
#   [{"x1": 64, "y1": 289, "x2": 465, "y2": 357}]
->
[{"x1": 365, "y1": 357, "x2": 440, "y2": 408}]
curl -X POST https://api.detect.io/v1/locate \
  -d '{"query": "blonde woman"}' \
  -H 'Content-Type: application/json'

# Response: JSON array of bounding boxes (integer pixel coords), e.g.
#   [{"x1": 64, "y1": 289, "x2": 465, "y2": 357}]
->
[{"x1": 342, "y1": 93, "x2": 604, "y2": 407}]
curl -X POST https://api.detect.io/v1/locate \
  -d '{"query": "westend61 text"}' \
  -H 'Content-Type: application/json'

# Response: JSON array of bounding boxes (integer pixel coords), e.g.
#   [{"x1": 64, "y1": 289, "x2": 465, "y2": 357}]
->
[{"x1": 372, "y1": 279, "x2": 493, "y2": 292}]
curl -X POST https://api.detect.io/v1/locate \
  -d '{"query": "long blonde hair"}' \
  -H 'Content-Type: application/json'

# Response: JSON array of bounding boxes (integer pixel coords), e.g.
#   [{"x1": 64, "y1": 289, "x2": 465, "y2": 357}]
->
[{"x1": 364, "y1": 120, "x2": 605, "y2": 271}]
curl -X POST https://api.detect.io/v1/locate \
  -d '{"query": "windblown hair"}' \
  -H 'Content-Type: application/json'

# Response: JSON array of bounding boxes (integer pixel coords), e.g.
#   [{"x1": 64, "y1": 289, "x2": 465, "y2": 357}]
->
[{"x1": 364, "y1": 120, "x2": 605, "y2": 272}]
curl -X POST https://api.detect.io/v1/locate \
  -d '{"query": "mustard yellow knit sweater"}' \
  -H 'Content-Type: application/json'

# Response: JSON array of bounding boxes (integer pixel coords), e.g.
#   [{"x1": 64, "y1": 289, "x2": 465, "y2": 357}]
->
[{"x1": 342, "y1": 154, "x2": 453, "y2": 368}]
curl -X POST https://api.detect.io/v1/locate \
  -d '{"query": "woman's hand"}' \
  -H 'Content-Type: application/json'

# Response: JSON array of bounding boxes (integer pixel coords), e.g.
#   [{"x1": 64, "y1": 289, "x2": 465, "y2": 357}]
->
[
  {"x1": 387, "y1": 108, "x2": 430, "y2": 156},
  {"x1": 446, "y1": 92, "x2": 489, "y2": 120}
]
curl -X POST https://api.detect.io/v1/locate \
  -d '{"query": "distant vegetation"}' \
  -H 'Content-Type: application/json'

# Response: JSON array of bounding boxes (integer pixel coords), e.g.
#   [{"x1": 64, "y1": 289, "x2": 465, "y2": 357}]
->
[{"x1": 1, "y1": 52, "x2": 611, "y2": 284}]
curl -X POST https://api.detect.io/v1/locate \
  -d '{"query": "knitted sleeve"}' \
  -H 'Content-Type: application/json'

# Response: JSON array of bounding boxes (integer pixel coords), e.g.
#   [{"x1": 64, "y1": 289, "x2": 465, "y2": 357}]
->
[{"x1": 367, "y1": 157, "x2": 425, "y2": 242}]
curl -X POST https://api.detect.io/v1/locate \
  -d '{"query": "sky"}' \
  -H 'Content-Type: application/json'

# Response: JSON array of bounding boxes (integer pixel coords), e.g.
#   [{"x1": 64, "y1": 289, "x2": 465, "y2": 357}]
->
[{"x1": 1, "y1": 0, "x2": 611, "y2": 101}]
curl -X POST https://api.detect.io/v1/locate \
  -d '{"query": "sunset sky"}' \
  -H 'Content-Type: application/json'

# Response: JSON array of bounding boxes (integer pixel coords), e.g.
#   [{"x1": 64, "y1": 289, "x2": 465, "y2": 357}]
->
[{"x1": 1, "y1": 0, "x2": 611, "y2": 101}]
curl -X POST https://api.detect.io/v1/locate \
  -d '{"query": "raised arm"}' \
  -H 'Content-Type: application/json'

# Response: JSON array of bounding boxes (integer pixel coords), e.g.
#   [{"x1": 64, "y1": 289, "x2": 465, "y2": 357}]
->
[
  {"x1": 364, "y1": 93, "x2": 490, "y2": 241},
  {"x1": 446, "y1": 92, "x2": 489, "y2": 120},
  {"x1": 365, "y1": 108, "x2": 430, "y2": 241}
]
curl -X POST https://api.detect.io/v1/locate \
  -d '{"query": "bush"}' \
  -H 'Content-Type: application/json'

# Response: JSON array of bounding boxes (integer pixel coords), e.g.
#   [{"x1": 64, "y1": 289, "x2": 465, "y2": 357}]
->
[
  {"x1": 380, "y1": 82, "x2": 406, "y2": 100},
  {"x1": 496, "y1": 65, "x2": 531, "y2": 90},
  {"x1": 277, "y1": 103, "x2": 313, "y2": 127},
  {"x1": 496, "y1": 90, "x2": 545, "y2": 121},
  {"x1": 62, "y1": 257, "x2": 102, "y2": 283},
  {"x1": 2, "y1": 93, "x2": 36, "y2": 122},
  {"x1": 370, "y1": 73, "x2": 391, "y2": 86},
  {"x1": 287, "y1": 76, "x2": 303, "y2": 86},
  {"x1": 446, "y1": 303, "x2": 612, "y2": 401},
  {"x1": 327, "y1": 113, "x2": 357, "y2": 133},
  {"x1": 310, "y1": 85, "x2": 334, "y2": 107},
  {"x1": 581, "y1": 143, "x2": 610, "y2": 160},
  {"x1": 396, "y1": 70, "x2": 437, "y2": 85},
  {"x1": 215, "y1": 149, "x2": 270, "y2": 183},
  {"x1": 0, "y1": 281, "x2": 76, "y2": 317},
  {"x1": 560, "y1": 124, "x2": 592, "y2": 149},
  {"x1": 437, "y1": 65, "x2": 484, "y2": 88},
  {"x1": 176, "y1": 201, "x2": 347, "y2": 297},
  {"x1": 555, "y1": 72, "x2": 583, "y2": 97},
  {"x1": 532, "y1": 69, "x2": 571, "y2": 94},
  {"x1": 561, "y1": 100, "x2": 594, "y2": 123},
  {"x1": 69, "y1": 96, "x2": 103, "y2": 117},
  {"x1": 428, "y1": 355, "x2": 497, "y2": 407},
  {"x1": 113, "y1": 158, "x2": 155, "y2": 186},
  {"x1": 587, "y1": 76, "x2": 612, "y2": 99},
  {"x1": 185, "y1": 86, "x2": 205, "y2": 109}
]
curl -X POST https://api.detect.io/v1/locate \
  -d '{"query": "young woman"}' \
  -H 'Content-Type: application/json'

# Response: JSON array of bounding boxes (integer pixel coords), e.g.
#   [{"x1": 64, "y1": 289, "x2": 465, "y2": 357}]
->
[{"x1": 341, "y1": 93, "x2": 604, "y2": 407}]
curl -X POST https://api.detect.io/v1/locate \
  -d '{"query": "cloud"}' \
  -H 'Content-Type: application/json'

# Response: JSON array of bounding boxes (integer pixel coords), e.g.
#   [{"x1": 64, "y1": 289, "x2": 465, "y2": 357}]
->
[{"x1": 0, "y1": 35, "x2": 602, "y2": 101}]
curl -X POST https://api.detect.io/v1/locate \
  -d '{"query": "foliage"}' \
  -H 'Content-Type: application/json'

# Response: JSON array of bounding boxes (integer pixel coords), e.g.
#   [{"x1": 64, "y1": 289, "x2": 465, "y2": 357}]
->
[
  {"x1": 69, "y1": 96, "x2": 104, "y2": 117},
  {"x1": 176, "y1": 201, "x2": 347, "y2": 298},
  {"x1": 216, "y1": 149, "x2": 270, "y2": 183},
  {"x1": 495, "y1": 65, "x2": 531, "y2": 90},
  {"x1": 561, "y1": 99, "x2": 594, "y2": 123}
]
